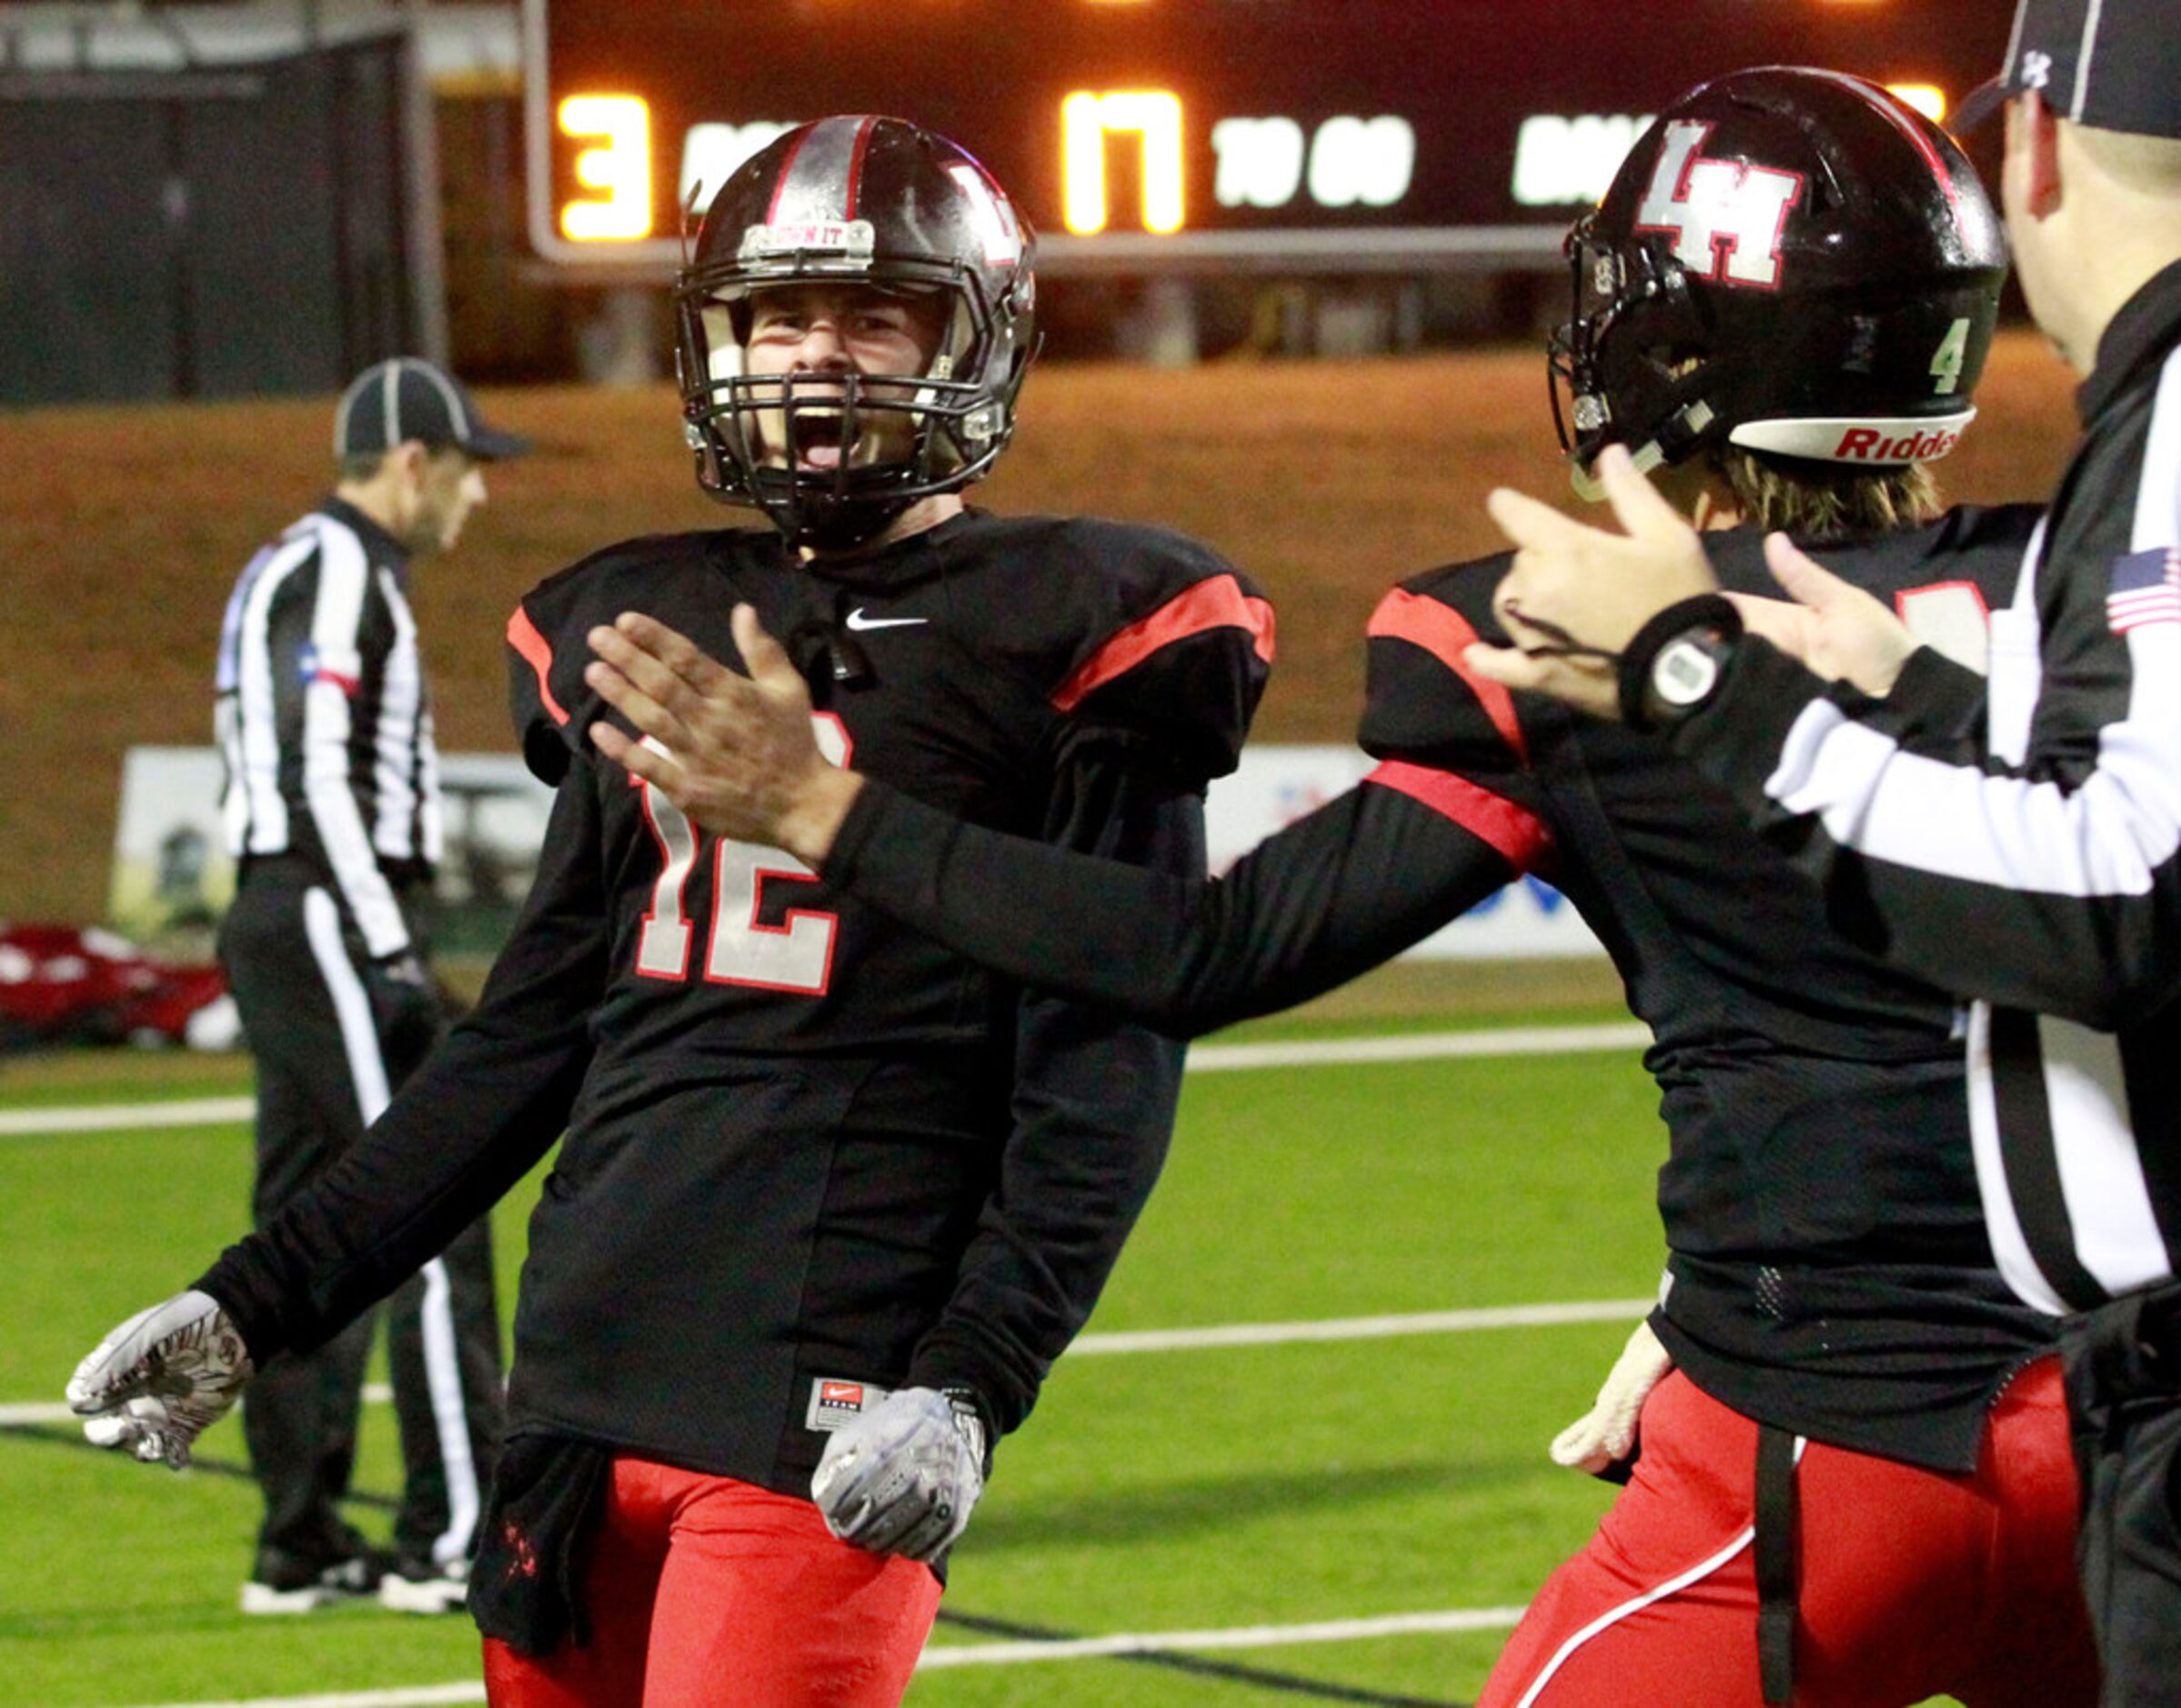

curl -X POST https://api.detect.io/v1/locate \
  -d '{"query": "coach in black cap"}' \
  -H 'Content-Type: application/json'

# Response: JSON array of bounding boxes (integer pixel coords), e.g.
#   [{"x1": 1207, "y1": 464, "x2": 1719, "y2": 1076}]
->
[
  {"x1": 195, "y1": 355, "x2": 524, "y2": 1615},
  {"x1": 1958, "y1": 0, "x2": 2181, "y2": 379},
  {"x1": 1960, "y1": 0, "x2": 2181, "y2": 143},
  {"x1": 1463, "y1": 3, "x2": 2181, "y2": 1699}
]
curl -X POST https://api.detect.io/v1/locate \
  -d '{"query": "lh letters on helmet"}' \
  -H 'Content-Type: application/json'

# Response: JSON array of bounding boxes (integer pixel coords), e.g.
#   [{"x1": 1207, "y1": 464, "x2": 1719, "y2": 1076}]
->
[{"x1": 1633, "y1": 120, "x2": 1804, "y2": 289}]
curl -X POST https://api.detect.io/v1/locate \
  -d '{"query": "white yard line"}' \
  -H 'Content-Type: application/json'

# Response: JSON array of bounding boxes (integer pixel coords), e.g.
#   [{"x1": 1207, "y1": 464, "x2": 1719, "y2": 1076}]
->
[
  {"x1": 1070, "y1": 1297, "x2": 1654, "y2": 1355},
  {"x1": 4, "y1": 1297, "x2": 1651, "y2": 1425},
  {"x1": 120, "y1": 1604, "x2": 1532, "y2": 1705},
  {"x1": 0, "y1": 1095, "x2": 256, "y2": 1137},
  {"x1": 1185, "y1": 1022, "x2": 1648, "y2": 1072},
  {"x1": 0, "y1": 1021, "x2": 1649, "y2": 1140}
]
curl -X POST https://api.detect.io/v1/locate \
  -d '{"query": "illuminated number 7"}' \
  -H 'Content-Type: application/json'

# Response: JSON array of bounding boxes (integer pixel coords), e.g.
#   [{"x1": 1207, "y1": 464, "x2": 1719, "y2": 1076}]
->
[
  {"x1": 1060, "y1": 91, "x2": 1185, "y2": 235},
  {"x1": 631, "y1": 714, "x2": 852, "y2": 993}
]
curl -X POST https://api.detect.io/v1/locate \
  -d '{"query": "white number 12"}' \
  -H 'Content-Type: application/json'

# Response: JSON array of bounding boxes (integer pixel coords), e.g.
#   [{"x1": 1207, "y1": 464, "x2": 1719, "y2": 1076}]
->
[{"x1": 630, "y1": 714, "x2": 852, "y2": 994}]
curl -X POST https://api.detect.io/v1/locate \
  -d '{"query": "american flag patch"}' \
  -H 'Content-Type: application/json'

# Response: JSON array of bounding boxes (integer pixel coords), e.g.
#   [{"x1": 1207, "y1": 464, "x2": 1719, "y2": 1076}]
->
[
  {"x1": 2106, "y1": 548, "x2": 2181, "y2": 633},
  {"x1": 296, "y1": 643, "x2": 361, "y2": 696}
]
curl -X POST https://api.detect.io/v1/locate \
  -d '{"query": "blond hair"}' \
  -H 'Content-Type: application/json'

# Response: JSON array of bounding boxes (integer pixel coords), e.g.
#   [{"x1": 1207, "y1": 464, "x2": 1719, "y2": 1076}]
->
[{"x1": 1713, "y1": 447, "x2": 1942, "y2": 538}]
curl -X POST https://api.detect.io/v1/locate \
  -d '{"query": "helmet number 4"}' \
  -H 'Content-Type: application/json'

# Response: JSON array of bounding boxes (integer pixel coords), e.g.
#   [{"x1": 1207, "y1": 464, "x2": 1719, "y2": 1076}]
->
[
  {"x1": 1930, "y1": 317, "x2": 1972, "y2": 397},
  {"x1": 630, "y1": 713, "x2": 852, "y2": 994}
]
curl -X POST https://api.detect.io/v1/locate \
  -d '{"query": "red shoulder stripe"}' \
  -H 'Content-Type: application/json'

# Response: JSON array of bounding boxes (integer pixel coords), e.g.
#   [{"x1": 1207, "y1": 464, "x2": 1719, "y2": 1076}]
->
[
  {"x1": 506, "y1": 605, "x2": 569, "y2": 728},
  {"x1": 1051, "y1": 574, "x2": 1277, "y2": 713},
  {"x1": 1366, "y1": 588, "x2": 1528, "y2": 767},
  {"x1": 1363, "y1": 760, "x2": 1551, "y2": 873}
]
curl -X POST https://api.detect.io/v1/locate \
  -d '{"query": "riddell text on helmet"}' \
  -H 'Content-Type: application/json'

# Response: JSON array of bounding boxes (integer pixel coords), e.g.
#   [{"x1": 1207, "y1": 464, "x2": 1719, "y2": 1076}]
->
[{"x1": 1834, "y1": 425, "x2": 1962, "y2": 461}]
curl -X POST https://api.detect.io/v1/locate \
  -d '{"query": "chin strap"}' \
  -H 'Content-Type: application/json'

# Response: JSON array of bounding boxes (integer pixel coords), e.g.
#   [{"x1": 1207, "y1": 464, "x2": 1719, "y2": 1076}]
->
[
  {"x1": 784, "y1": 493, "x2": 917, "y2": 555},
  {"x1": 1570, "y1": 399, "x2": 1717, "y2": 501}
]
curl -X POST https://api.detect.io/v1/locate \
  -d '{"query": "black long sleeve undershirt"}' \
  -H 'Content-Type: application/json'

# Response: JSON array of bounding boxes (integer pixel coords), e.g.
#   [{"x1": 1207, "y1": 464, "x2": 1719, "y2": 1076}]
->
[
  {"x1": 825, "y1": 776, "x2": 1521, "y2": 1039},
  {"x1": 902, "y1": 728, "x2": 1201, "y2": 1423}
]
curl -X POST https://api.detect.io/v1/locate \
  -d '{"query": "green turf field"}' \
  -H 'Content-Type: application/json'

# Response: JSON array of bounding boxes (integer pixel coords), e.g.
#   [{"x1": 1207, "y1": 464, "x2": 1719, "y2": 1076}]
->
[{"x1": 0, "y1": 1010, "x2": 1964, "y2": 1708}]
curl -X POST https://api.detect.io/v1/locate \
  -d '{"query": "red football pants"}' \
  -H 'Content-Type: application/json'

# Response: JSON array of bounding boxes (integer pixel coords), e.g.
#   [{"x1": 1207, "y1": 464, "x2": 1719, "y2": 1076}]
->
[
  {"x1": 1482, "y1": 1360, "x2": 2097, "y2": 1707},
  {"x1": 481, "y1": 1457, "x2": 942, "y2": 1708}
]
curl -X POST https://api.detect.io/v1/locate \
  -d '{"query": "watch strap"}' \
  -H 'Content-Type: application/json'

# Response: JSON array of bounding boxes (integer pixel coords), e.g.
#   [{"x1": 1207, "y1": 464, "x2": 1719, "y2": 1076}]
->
[{"x1": 1616, "y1": 593, "x2": 1744, "y2": 729}]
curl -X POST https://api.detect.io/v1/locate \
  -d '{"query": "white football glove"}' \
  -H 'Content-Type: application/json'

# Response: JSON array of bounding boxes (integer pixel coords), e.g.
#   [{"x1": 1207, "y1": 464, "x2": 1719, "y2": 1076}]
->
[
  {"x1": 1549, "y1": 1319, "x2": 1673, "y2": 1475},
  {"x1": 810, "y1": 1386, "x2": 987, "y2": 1562},
  {"x1": 65, "y1": 1290, "x2": 254, "y2": 1470}
]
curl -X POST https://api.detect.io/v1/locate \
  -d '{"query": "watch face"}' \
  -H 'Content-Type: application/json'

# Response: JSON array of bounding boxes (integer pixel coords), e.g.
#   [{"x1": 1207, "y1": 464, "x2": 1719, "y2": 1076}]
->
[{"x1": 1653, "y1": 635, "x2": 1721, "y2": 708}]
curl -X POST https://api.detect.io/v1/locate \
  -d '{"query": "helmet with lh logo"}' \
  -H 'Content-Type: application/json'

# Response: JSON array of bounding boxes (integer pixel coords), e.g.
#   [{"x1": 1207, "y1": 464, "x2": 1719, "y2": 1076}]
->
[{"x1": 1548, "y1": 67, "x2": 2008, "y2": 488}]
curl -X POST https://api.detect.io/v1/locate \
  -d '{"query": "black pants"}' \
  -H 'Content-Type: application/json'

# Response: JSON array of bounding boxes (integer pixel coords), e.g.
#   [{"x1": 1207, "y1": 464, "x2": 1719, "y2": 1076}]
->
[
  {"x1": 221, "y1": 864, "x2": 504, "y2": 1576},
  {"x1": 2059, "y1": 1281, "x2": 2181, "y2": 1708}
]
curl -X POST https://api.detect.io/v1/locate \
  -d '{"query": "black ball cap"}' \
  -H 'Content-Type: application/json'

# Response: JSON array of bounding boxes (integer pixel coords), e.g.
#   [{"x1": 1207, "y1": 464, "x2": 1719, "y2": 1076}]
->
[
  {"x1": 1956, "y1": 0, "x2": 2181, "y2": 138},
  {"x1": 333, "y1": 357, "x2": 529, "y2": 462}
]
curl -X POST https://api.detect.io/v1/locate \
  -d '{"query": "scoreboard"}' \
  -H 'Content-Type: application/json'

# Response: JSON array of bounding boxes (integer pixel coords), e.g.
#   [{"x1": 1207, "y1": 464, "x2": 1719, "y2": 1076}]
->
[{"x1": 523, "y1": 0, "x2": 2010, "y2": 276}]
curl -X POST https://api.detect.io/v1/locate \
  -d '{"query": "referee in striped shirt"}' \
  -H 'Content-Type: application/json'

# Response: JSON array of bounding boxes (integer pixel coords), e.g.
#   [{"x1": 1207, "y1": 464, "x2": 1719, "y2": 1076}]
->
[
  {"x1": 214, "y1": 357, "x2": 524, "y2": 1616},
  {"x1": 1463, "y1": 2, "x2": 2181, "y2": 1697}
]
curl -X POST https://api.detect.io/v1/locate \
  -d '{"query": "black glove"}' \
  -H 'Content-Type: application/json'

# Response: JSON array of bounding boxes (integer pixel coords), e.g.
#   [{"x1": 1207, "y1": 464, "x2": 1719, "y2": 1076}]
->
[{"x1": 366, "y1": 949, "x2": 442, "y2": 1064}]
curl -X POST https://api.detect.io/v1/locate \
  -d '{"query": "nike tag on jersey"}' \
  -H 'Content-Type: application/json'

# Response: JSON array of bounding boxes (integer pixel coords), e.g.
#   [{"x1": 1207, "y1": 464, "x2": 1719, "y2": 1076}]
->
[
  {"x1": 807, "y1": 1376, "x2": 892, "y2": 1432},
  {"x1": 844, "y1": 608, "x2": 929, "y2": 632}
]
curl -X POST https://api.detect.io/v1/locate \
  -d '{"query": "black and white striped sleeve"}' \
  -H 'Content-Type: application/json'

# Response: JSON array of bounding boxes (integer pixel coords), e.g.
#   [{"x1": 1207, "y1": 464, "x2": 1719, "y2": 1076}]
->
[
  {"x1": 1670, "y1": 350, "x2": 2181, "y2": 1030},
  {"x1": 297, "y1": 524, "x2": 412, "y2": 959}
]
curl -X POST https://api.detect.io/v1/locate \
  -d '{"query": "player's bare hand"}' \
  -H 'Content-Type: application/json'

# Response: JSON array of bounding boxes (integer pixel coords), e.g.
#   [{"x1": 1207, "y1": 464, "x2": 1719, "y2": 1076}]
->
[
  {"x1": 1746, "y1": 533, "x2": 1919, "y2": 697},
  {"x1": 585, "y1": 606, "x2": 863, "y2": 863},
  {"x1": 1464, "y1": 446, "x2": 1722, "y2": 720}
]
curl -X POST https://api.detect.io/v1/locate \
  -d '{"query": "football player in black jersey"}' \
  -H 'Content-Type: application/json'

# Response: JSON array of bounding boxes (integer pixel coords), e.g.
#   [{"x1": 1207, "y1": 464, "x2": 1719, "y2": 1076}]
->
[
  {"x1": 67, "y1": 117, "x2": 1271, "y2": 1707},
  {"x1": 581, "y1": 75, "x2": 2102, "y2": 1707}
]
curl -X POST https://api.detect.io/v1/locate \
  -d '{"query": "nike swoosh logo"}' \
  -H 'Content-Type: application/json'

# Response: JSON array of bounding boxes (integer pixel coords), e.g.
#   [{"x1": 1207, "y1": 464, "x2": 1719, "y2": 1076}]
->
[{"x1": 843, "y1": 608, "x2": 930, "y2": 632}]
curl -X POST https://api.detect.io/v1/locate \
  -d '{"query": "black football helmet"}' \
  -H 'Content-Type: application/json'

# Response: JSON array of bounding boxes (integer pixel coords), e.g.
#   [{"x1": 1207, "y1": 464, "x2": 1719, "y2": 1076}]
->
[
  {"x1": 1548, "y1": 67, "x2": 2007, "y2": 489},
  {"x1": 674, "y1": 116, "x2": 1039, "y2": 551}
]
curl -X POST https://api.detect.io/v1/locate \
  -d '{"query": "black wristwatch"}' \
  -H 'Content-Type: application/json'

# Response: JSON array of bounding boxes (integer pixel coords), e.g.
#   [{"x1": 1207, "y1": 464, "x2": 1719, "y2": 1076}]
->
[{"x1": 1617, "y1": 594, "x2": 1744, "y2": 730}]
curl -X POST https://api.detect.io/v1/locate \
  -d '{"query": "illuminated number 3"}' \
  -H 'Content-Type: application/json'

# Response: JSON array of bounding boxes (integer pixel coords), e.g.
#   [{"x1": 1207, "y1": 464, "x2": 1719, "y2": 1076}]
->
[
  {"x1": 632, "y1": 714, "x2": 851, "y2": 993},
  {"x1": 558, "y1": 95, "x2": 652, "y2": 242}
]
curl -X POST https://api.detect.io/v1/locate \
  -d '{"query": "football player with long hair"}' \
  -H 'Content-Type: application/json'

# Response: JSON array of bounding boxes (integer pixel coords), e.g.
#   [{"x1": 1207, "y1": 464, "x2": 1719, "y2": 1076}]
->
[
  {"x1": 66, "y1": 117, "x2": 1272, "y2": 1707},
  {"x1": 570, "y1": 73, "x2": 2101, "y2": 1706}
]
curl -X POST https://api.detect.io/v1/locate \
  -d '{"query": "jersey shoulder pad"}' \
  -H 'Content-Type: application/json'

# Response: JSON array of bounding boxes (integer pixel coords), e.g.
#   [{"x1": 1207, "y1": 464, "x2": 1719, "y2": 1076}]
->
[
  {"x1": 970, "y1": 515, "x2": 1276, "y2": 780},
  {"x1": 506, "y1": 532, "x2": 719, "y2": 785},
  {"x1": 1358, "y1": 553, "x2": 1529, "y2": 770}
]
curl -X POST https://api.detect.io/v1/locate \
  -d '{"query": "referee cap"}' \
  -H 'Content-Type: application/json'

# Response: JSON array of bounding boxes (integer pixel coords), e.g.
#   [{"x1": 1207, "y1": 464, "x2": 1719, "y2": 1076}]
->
[
  {"x1": 1957, "y1": 0, "x2": 2181, "y2": 138},
  {"x1": 333, "y1": 357, "x2": 529, "y2": 462}
]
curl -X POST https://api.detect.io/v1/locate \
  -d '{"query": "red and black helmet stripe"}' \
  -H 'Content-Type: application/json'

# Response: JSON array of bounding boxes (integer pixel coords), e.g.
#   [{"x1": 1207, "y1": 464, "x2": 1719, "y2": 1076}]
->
[
  {"x1": 1795, "y1": 68, "x2": 1960, "y2": 216},
  {"x1": 766, "y1": 116, "x2": 880, "y2": 226}
]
